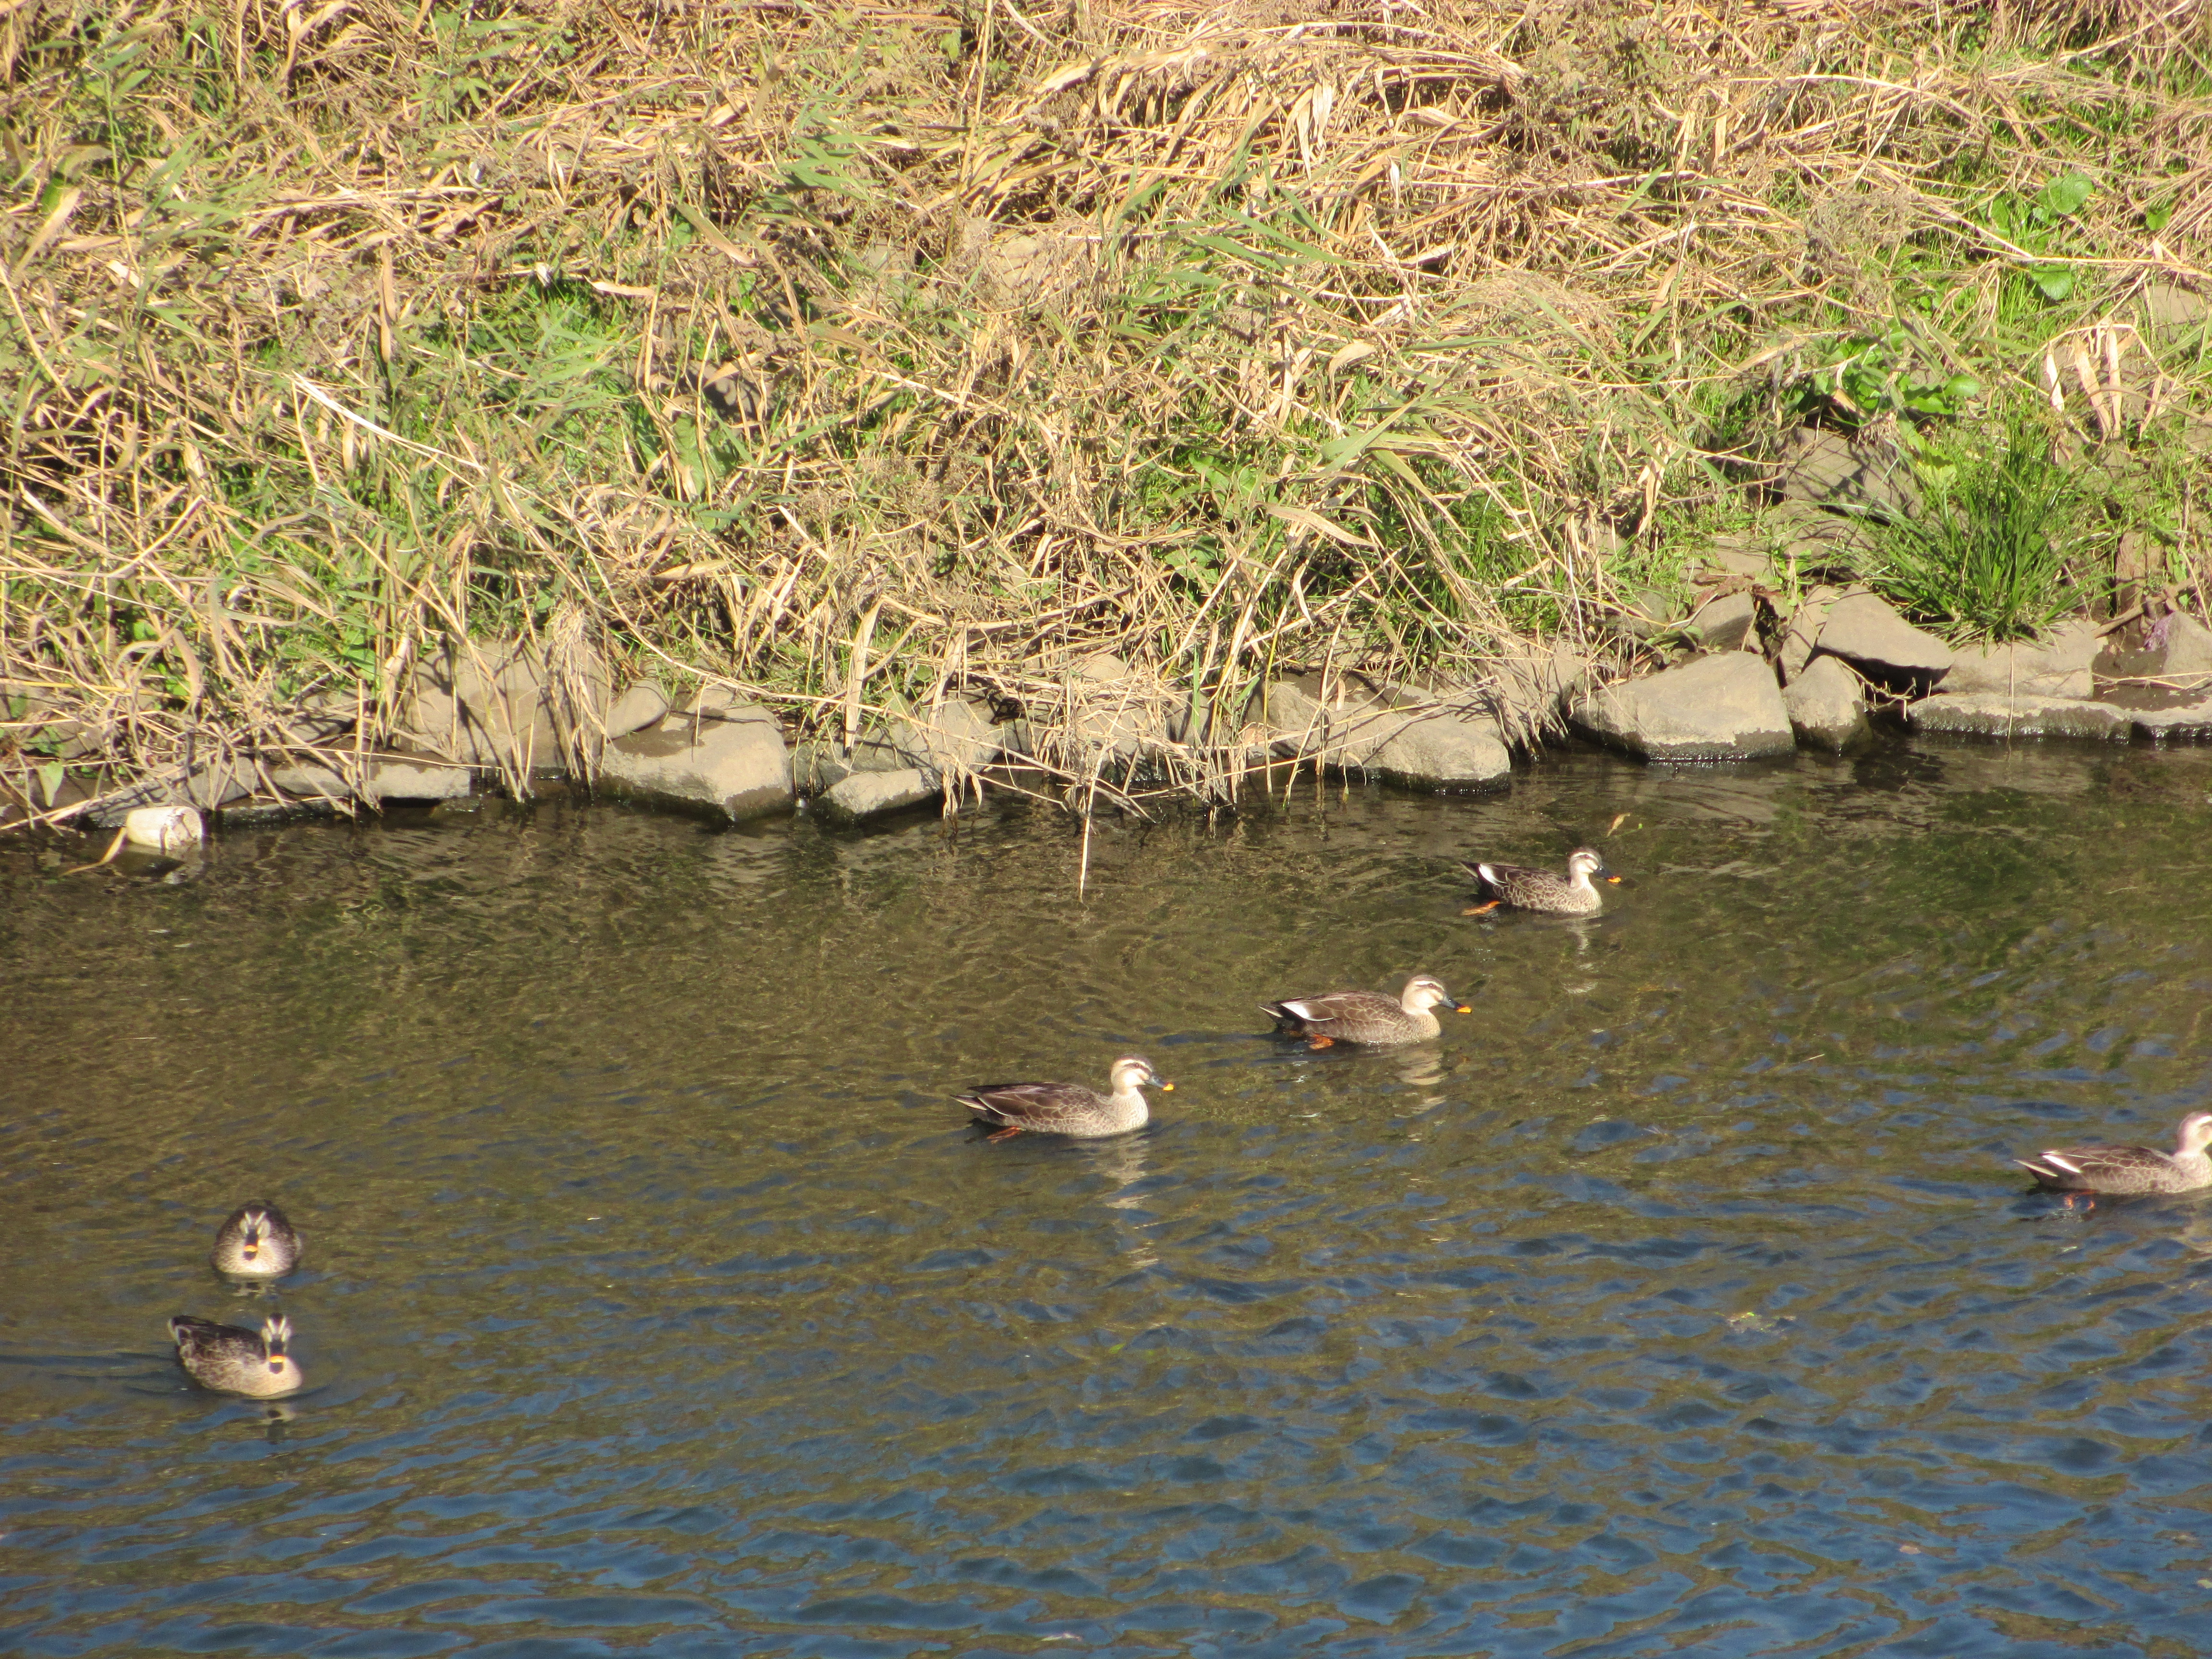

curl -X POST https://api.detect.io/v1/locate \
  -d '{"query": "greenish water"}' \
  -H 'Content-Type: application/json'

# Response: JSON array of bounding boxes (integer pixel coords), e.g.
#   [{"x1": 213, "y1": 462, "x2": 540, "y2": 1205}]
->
[{"x1": 4, "y1": 737, "x2": 2212, "y2": 1659}]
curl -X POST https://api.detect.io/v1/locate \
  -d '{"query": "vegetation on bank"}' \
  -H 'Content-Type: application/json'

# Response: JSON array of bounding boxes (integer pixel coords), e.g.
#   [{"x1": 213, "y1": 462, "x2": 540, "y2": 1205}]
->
[{"x1": 1, "y1": 0, "x2": 2209, "y2": 819}]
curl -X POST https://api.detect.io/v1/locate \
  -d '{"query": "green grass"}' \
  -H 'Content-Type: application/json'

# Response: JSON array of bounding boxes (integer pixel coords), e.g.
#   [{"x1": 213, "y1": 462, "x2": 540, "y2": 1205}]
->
[{"x1": 1866, "y1": 409, "x2": 2107, "y2": 641}]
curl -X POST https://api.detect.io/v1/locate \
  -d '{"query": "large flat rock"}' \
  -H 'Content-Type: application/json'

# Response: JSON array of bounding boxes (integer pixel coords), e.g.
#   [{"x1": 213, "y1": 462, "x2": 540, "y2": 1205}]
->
[
  {"x1": 1942, "y1": 620, "x2": 2099, "y2": 698},
  {"x1": 598, "y1": 703, "x2": 793, "y2": 821},
  {"x1": 1907, "y1": 692, "x2": 2132, "y2": 740},
  {"x1": 1248, "y1": 675, "x2": 1509, "y2": 788},
  {"x1": 1571, "y1": 652, "x2": 1794, "y2": 761},
  {"x1": 1816, "y1": 591, "x2": 1953, "y2": 683},
  {"x1": 266, "y1": 754, "x2": 476, "y2": 804},
  {"x1": 2129, "y1": 697, "x2": 2212, "y2": 740},
  {"x1": 1363, "y1": 705, "x2": 1512, "y2": 792}
]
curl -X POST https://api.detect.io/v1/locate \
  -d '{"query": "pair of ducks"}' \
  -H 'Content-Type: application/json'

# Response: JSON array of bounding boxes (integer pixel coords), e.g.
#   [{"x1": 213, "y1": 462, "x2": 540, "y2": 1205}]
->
[
  {"x1": 169, "y1": 1203, "x2": 306, "y2": 1398},
  {"x1": 962, "y1": 849, "x2": 1623, "y2": 1140},
  {"x1": 966, "y1": 1058, "x2": 2212, "y2": 1199}
]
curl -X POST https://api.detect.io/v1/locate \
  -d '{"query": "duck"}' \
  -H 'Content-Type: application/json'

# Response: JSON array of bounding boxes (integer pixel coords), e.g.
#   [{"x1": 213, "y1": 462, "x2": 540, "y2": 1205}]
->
[
  {"x1": 169, "y1": 1313, "x2": 304, "y2": 1397},
  {"x1": 958, "y1": 1055, "x2": 1171, "y2": 1140},
  {"x1": 210, "y1": 1202, "x2": 302, "y2": 1278},
  {"x1": 1262, "y1": 974, "x2": 1469, "y2": 1048},
  {"x1": 2015, "y1": 1111, "x2": 2212, "y2": 1197},
  {"x1": 1463, "y1": 847, "x2": 1619, "y2": 915}
]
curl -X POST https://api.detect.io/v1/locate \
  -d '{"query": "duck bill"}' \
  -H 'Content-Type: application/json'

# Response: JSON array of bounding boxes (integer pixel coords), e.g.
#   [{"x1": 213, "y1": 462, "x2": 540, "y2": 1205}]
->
[{"x1": 1453, "y1": 1004, "x2": 1472, "y2": 1014}]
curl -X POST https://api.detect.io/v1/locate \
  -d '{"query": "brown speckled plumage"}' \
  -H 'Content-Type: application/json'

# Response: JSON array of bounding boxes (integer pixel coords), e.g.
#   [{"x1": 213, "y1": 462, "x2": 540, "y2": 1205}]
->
[
  {"x1": 1464, "y1": 847, "x2": 1617, "y2": 915},
  {"x1": 959, "y1": 1056, "x2": 1171, "y2": 1139},
  {"x1": 1262, "y1": 974, "x2": 1468, "y2": 1048},
  {"x1": 2015, "y1": 1112, "x2": 2212, "y2": 1195}
]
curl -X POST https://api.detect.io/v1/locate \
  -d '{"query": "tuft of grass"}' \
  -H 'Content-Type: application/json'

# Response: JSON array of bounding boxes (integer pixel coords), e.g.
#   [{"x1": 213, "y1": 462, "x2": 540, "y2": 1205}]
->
[{"x1": 1867, "y1": 411, "x2": 2108, "y2": 642}]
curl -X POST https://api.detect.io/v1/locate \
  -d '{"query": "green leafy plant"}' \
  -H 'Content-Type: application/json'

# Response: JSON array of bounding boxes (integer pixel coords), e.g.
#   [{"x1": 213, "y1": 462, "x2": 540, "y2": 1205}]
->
[
  {"x1": 1985, "y1": 171, "x2": 2095, "y2": 301},
  {"x1": 1797, "y1": 326, "x2": 1981, "y2": 424},
  {"x1": 1867, "y1": 414, "x2": 2104, "y2": 641}
]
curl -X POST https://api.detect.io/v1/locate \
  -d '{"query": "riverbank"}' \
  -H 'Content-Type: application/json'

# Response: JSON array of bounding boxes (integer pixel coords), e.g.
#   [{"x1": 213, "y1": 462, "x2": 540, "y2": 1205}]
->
[{"x1": 4, "y1": 0, "x2": 2210, "y2": 832}]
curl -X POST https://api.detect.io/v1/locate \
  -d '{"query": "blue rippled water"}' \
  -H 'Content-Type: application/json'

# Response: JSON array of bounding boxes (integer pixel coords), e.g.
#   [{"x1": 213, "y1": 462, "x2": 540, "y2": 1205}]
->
[{"x1": 4, "y1": 738, "x2": 2212, "y2": 1658}]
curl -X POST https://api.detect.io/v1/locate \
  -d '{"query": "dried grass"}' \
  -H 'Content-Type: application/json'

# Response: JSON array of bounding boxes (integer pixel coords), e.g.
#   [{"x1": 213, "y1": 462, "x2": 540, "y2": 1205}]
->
[{"x1": 3, "y1": 0, "x2": 2210, "y2": 820}]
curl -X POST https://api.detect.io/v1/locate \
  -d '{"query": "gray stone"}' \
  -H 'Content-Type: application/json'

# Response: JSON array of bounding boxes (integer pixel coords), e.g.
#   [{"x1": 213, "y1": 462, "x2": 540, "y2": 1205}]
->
[
  {"x1": 2143, "y1": 279, "x2": 2209, "y2": 346},
  {"x1": 1778, "y1": 585, "x2": 1841, "y2": 684},
  {"x1": 792, "y1": 742, "x2": 854, "y2": 795},
  {"x1": 84, "y1": 754, "x2": 260, "y2": 826},
  {"x1": 605, "y1": 682, "x2": 669, "y2": 740},
  {"x1": 1698, "y1": 529, "x2": 1771, "y2": 582},
  {"x1": 1767, "y1": 501, "x2": 1882, "y2": 577},
  {"x1": 682, "y1": 684, "x2": 757, "y2": 722},
  {"x1": 403, "y1": 640, "x2": 564, "y2": 771},
  {"x1": 1907, "y1": 692, "x2": 2132, "y2": 740},
  {"x1": 1686, "y1": 589, "x2": 1758, "y2": 652},
  {"x1": 1776, "y1": 426, "x2": 1921, "y2": 518},
  {"x1": 1484, "y1": 640, "x2": 1585, "y2": 749},
  {"x1": 1941, "y1": 619, "x2": 2100, "y2": 699},
  {"x1": 267, "y1": 754, "x2": 476, "y2": 802},
  {"x1": 1362, "y1": 699, "x2": 1512, "y2": 791},
  {"x1": 1248, "y1": 675, "x2": 1337, "y2": 756},
  {"x1": 2152, "y1": 612, "x2": 2212, "y2": 689},
  {"x1": 888, "y1": 695, "x2": 999, "y2": 783},
  {"x1": 815, "y1": 767, "x2": 937, "y2": 824},
  {"x1": 1606, "y1": 585, "x2": 1679, "y2": 643},
  {"x1": 2094, "y1": 610, "x2": 2212, "y2": 693},
  {"x1": 1059, "y1": 653, "x2": 1172, "y2": 771},
  {"x1": 364, "y1": 757, "x2": 477, "y2": 801},
  {"x1": 598, "y1": 702, "x2": 792, "y2": 821},
  {"x1": 1815, "y1": 591, "x2": 1953, "y2": 683},
  {"x1": 1570, "y1": 652, "x2": 1794, "y2": 761},
  {"x1": 2129, "y1": 698, "x2": 2212, "y2": 740},
  {"x1": 1245, "y1": 674, "x2": 1509, "y2": 787},
  {"x1": 1782, "y1": 655, "x2": 1868, "y2": 750}
]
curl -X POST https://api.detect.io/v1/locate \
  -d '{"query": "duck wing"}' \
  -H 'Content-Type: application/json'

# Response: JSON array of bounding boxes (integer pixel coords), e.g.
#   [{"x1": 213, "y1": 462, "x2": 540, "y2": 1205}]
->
[
  {"x1": 2015, "y1": 1141, "x2": 2171, "y2": 1190},
  {"x1": 169, "y1": 1314, "x2": 254, "y2": 1357},
  {"x1": 1464, "y1": 860, "x2": 1560, "y2": 901},
  {"x1": 958, "y1": 1081, "x2": 1099, "y2": 1130},
  {"x1": 1262, "y1": 991, "x2": 1393, "y2": 1034}
]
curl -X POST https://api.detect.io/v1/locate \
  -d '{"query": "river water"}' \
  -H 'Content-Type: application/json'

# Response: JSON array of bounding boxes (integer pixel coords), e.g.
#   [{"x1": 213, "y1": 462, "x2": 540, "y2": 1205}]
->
[{"x1": 4, "y1": 738, "x2": 2212, "y2": 1658}]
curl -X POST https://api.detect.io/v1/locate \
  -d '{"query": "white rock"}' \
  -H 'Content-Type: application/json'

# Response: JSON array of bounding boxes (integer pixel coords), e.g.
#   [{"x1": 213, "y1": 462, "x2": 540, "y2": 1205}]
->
[{"x1": 121, "y1": 805, "x2": 203, "y2": 853}]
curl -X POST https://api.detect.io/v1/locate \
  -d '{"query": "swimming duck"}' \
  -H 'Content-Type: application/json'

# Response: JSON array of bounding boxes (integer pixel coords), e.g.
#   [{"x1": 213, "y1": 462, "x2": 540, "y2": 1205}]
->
[
  {"x1": 2015, "y1": 1111, "x2": 2212, "y2": 1196},
  {"x1": 1262, "y1": 974, "x2": 1469, "y2": 1048},
  {"x1": 958, "y1": 1056, "x2": 1171, "y2": 1140},
  {"x1": 1463, "y1": 847, "x2": 1619, "y2": 915},
  {"x1": 211, "y1": 1202, "x2": 302, "y2": 1278},
  {"x1": 169, "y1": 1313, "x2": 303, "y2": 1397}
]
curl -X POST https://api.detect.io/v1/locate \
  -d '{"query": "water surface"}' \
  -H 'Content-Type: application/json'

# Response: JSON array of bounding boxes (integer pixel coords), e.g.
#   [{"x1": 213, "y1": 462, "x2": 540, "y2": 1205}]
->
[{"x1": 5, "y1": 738, "x2": 2212, "y2": 1658}]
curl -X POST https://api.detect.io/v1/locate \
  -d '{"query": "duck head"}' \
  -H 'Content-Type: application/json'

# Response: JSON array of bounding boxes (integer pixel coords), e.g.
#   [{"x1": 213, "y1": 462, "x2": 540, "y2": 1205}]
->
[
  {"x1": 1401, "y1": 975, "x2": 1470, "y2": 1016},
  {"x1": 1111, "y1": 1056, "x2": 1171, "y2": 1094}
]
